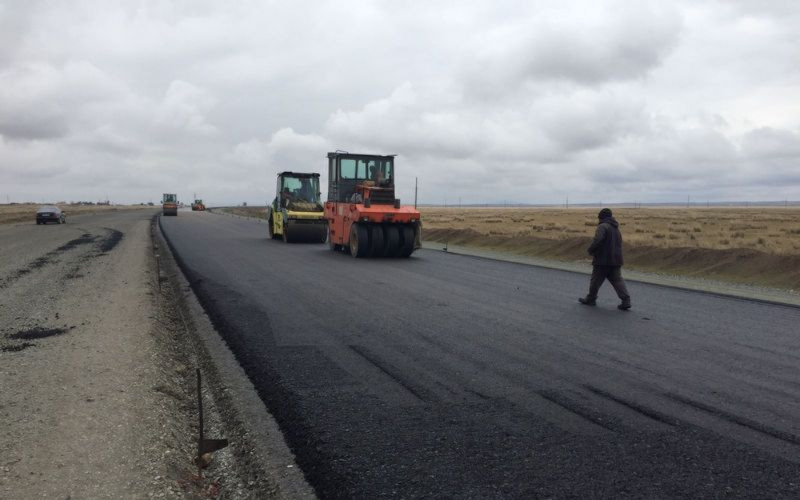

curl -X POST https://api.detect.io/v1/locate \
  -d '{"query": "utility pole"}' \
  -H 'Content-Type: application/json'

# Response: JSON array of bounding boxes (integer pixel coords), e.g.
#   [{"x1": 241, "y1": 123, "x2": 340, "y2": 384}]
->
[
  {"x1": 566, "y1": 196, "x2": 569, "y2": 209},
  {"x1": 414, "y1": 177, "x2": 418, "y2": 209}
]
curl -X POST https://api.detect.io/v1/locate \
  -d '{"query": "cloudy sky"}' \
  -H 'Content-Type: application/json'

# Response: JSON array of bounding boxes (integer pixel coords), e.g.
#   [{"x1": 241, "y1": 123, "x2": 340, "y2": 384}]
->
[{"x1": 1, "y1": 0, "x2": 798, "y2": 206}]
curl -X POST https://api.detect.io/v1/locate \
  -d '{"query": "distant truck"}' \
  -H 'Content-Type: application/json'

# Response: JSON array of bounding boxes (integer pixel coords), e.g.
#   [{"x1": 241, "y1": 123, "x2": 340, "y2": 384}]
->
[
  {"x1": 162, "y1": 193, "x2": 178, "y2": 216},
  {"x1": 191, "y1": 199, "x2": 206, "y2": 211}
]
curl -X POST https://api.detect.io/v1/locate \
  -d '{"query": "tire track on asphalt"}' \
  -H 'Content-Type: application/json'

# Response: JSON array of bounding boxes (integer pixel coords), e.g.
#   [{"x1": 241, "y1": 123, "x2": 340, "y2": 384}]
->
[
  {"x1": 537, "y1": 390, "x2": 618, "y2": 432},
  {"x1": 348, "y1": 345, "x2": 431, "y2": 402},
  {"x1": 585, "y1": 385, "x2": 680, "y2": 427},
  {"x1": 664, "y1": 392, "x2": 800, "y2": 447}
]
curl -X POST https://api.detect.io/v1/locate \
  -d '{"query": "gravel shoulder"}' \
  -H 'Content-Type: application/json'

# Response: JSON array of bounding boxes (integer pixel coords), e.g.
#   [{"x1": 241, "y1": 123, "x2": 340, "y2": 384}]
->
[
  {"x1": 0, "y1": 211, "x2": 226, "y2": 498},
  {"x1": 155, "y1": 213, "x2": 317, "y2": 500}
]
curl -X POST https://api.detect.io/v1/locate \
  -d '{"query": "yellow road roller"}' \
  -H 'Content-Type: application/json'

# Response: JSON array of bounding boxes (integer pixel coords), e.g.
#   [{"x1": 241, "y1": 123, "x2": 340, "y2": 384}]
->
[{"x1": 266, "y1": 172, "x2": 327, "y2": 243}]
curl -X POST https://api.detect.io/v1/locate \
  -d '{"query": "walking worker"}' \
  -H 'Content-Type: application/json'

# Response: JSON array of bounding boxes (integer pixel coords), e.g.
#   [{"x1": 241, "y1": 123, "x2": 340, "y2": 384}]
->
[{"x1": 579, "y1": 208, "x2": 632, "y2": 310}]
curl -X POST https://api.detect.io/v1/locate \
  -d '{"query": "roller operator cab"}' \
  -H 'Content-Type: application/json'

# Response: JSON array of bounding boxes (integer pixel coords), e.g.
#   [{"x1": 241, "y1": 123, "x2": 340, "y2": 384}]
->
[
  {"x1": 266, "y1": 172, "x2": 328, "y2": 243},
  {"x1": 162, "y1": 193, "x2": 178, "y2": 216},
  {"x1": 325, "y1": 152, "x2": 421, "y2": 258}
]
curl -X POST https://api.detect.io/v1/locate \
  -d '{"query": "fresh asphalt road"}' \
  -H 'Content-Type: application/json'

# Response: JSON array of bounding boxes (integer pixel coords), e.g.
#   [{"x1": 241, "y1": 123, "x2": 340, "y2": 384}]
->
[{"x1": 161, "y1": 211, "x2": 800, "y2": 500}]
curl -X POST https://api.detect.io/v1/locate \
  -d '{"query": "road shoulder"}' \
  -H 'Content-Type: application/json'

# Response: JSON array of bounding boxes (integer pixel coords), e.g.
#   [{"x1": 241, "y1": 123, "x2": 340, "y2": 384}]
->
[
  {"x1": 155, "y1": 215, "x2": 317, "y2": 500},
  {"x1": 0, "y1": 213, "x2": 203, "y2": 498}
]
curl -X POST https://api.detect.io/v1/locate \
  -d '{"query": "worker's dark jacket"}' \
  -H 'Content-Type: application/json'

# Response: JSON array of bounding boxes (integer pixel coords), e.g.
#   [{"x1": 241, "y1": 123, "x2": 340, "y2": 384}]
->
[{"x1": 587, "y1": 216, "x2": 623, "y2": 266}]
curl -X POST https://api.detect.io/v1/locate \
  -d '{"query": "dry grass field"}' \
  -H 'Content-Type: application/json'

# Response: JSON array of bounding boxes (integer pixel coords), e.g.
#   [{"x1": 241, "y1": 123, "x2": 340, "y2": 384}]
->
[
  {"x1": 0, "y1": 204, "x2": 149, "y2": 225},
  {"x1": 421, "y1": 207, "x2": 800, "y2": 290}
]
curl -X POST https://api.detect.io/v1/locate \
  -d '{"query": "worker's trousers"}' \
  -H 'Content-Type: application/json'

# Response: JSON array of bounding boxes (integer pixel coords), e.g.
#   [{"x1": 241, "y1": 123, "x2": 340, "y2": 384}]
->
[{"x1": 588, "y1": 265, "x2": 630, "y2": 304}]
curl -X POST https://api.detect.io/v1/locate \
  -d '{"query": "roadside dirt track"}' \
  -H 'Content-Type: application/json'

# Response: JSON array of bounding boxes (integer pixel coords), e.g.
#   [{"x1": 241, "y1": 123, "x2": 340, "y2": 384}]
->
[{"x1": 0, "y1": 210, "x2": 253, "y2": 499}]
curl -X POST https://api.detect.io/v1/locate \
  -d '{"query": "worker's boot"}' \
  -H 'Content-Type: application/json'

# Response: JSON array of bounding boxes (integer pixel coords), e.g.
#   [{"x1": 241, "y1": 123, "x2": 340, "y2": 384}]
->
[
  {"x1": 617, "y1": 301, "x2": 632, "y2": 311},
  {"x1": 578, "y1": 297, "x2": 596, "y2": 306}
]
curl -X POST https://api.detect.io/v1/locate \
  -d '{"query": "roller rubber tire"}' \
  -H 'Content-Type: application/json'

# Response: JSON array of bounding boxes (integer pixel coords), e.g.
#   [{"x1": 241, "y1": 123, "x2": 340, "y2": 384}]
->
[
  {"x1": 399, "y1": 225, "x2": 415, "y2": 258},
  {"x1": 382, "y1": 225, "x2": 400, "y2": 257},
  {"x1": 350, "y1": 224, "x2": 369, "y2": 258},
  {"x1": 368, "y1": 224, "x2": 384, "y2": 258}
]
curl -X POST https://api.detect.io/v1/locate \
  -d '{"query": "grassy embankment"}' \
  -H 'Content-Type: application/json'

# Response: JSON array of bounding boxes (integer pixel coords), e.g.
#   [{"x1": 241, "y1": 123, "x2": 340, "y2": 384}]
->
[{"x1": 421, "y1": 207, "x2": 800, "y2": 290}]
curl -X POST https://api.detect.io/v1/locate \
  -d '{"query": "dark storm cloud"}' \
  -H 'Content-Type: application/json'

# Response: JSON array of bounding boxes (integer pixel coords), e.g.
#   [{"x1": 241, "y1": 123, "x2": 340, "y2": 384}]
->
[
  {"x1": 510, "y1": 10, "x2": 680, "y2": 85},
  {"x1": 461, "y1": 2, "x2": 681, "y2": 103},
  {"x1": 0, "y1": 114, "x2": 69, "y2": 140}
]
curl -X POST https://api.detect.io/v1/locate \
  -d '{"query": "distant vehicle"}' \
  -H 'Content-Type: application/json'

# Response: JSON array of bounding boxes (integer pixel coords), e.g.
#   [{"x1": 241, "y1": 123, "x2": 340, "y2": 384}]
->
[
  {"x1": 36, "y1": 206, "x2": 66, "y2": 225},
  {"x1": 191, "y1": 199, "x2": 206, "y2": 211},
  {"x1": 162, "y1": 193, "x2": 178, "y2": 216}
]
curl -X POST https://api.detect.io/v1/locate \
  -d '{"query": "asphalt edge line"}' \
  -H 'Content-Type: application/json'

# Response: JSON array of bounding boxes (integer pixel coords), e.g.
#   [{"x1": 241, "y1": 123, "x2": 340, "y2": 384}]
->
[
  {"x1": 154, "y1": 214, "x2": 318, "y2": 500},
  {"x1": 422, "y1": 245, "x2": 800, "y2": 310}
]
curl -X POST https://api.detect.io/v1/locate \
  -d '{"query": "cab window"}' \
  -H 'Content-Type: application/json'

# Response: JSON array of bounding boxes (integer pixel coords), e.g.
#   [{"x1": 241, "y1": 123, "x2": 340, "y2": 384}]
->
[
  {"x1": 340, "y1": 157, "x2": 392, "y2": 182},
  {"x1": 340, "y1": 159, "x2": 356, "y2": 179}
]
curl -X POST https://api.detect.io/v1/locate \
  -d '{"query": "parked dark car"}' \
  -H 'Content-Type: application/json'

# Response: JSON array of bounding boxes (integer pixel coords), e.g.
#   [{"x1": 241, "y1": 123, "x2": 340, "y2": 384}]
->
[{"x1": 36, "y1": 205, "x2": 66, "y2": 225}]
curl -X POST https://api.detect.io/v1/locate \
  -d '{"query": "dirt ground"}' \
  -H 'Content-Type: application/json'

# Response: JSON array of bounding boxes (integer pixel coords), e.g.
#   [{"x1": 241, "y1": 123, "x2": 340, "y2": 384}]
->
[
  {"x1": 421, "y1": 207, "x2": 800, "y2": 290},
  {"x1": 0, "y1": 210, "x2": 255, "y2": 499}
]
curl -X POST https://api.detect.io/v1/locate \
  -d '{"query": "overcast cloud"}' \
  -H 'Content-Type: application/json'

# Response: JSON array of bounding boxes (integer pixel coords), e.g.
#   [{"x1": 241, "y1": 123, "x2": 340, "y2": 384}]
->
[{"x1": 0, "y1": 0, "x2": 798, "y2": 205}]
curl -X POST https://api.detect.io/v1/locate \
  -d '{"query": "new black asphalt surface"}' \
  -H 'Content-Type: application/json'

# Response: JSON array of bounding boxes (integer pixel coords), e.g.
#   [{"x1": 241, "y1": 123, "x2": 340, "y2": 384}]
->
[{"x1": 161, "y1": 211, "x2": 800, "y2": 500}]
